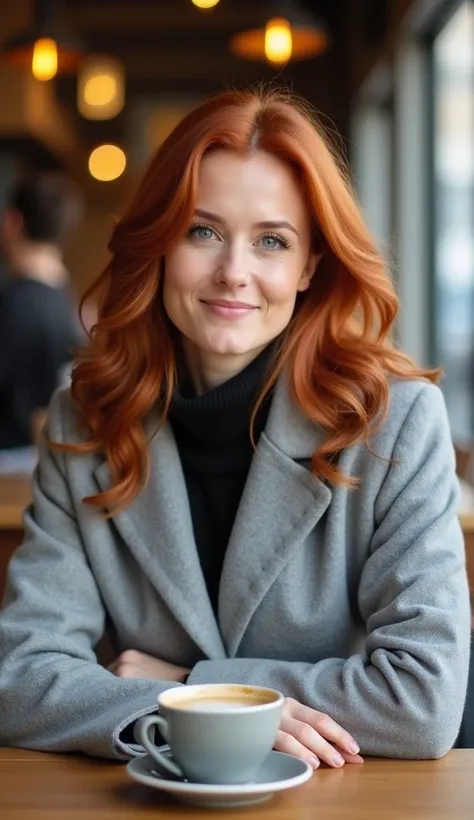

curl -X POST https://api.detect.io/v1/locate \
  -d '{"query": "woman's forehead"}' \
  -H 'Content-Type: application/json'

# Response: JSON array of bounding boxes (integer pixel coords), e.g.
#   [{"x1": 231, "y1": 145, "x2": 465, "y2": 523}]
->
[{"x1": 194, "y1": 149, "x2": 311, "y2": 227}]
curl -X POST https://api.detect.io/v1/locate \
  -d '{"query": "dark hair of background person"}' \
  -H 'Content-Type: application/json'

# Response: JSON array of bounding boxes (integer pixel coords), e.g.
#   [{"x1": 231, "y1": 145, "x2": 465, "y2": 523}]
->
[{"x1": 8, "y1": 172, "x2": 83, "y2": 247}]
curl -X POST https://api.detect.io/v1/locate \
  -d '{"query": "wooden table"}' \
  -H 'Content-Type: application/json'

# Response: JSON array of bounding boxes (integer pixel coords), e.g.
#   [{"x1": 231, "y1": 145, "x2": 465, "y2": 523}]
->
[
  {"x1": 0, "y1": 475, "x2": 32, "y2": 597},
  {"x1": 0, "y1": 748, "x2": 473, "y2": 819},
  {"x1": 0, "y1": 474, "x2": 31, "y2": 529}
]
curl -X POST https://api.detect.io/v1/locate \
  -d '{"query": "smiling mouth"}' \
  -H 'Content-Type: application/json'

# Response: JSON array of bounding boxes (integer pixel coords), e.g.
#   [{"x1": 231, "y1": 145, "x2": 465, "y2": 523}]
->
[
  {"x1": 201, "y1": 300, "x2": 258, "y2": 309},
  {"x1": 200, "y1": 300, "x2": 258, "y2": 319}
]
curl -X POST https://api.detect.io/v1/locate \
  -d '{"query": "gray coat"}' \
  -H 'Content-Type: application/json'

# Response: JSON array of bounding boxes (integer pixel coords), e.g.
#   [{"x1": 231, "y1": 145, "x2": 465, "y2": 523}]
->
[{"x1": 0, "y1": 378, "x2": 471, "y2": 760}]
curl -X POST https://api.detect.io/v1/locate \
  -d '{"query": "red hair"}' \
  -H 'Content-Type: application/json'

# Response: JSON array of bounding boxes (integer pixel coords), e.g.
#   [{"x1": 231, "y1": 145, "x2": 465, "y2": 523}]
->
[{"x1": 56, "y1": 87, "x2": 439, "y2": 513}]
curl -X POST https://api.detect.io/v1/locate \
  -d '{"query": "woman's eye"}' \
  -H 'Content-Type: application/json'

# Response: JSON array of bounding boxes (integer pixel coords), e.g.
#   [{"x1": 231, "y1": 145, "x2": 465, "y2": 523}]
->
[
  {"x1": 188, "y1": 224, "x2": 216, "y2": 241},
  {"x1": 259, "y1": 233, "x2": 290, "y2": 251}
]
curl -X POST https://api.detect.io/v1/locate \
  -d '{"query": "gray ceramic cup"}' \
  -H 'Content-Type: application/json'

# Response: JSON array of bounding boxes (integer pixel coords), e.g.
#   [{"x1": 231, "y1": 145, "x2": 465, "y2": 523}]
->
[{"x1": 136, "y1": 683, "x2": 284, "y2": 785}]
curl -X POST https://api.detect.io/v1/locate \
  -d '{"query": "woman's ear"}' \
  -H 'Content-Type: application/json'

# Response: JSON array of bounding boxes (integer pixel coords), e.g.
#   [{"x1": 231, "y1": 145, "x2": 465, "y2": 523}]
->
[{"x1": 297, "y1": 250, "x2": 323, "y2": 293}]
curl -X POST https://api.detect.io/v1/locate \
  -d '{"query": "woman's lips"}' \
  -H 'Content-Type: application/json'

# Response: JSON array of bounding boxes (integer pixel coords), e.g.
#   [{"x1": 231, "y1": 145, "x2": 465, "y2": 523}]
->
[{"x1": 201, "y1": 300, "x2": 258, "y2": 319}]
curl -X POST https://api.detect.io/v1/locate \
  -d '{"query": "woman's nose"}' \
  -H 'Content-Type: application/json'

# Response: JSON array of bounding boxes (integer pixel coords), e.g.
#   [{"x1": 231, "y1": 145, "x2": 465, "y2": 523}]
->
[{"x1": 214, "y1": 247, "x2": 252, "y2": 288}]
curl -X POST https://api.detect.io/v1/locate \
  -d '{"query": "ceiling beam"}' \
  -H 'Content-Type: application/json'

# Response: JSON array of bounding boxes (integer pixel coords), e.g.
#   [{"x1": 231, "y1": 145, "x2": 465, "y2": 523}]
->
[
  {"x1": 66, "y1": 3, "x2": 277, "y2": 33},
  {"x1": 110, "y1": 49, "x2": 279, "y2": 83}
]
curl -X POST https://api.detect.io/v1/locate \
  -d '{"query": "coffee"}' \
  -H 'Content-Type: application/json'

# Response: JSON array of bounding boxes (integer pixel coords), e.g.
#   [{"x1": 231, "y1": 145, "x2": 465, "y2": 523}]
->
[
  {"x1": 182, "y1": 695, "x2": 271, "y2": 712},
  {"x1": 160, "y1": 684, "x2": 278, "y2": 713}
]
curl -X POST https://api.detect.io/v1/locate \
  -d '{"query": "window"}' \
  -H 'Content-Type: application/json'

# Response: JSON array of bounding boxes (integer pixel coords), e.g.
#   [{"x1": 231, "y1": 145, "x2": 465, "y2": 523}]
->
[{"x1": 432, "y1": 1, "x2": 474, "y2": 439}]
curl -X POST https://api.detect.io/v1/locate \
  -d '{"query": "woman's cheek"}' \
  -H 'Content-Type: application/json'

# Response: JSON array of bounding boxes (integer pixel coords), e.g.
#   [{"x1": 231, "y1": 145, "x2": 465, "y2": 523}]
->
[{"x1": 259, "y1": 276, "x2": 299, "y2": 306}]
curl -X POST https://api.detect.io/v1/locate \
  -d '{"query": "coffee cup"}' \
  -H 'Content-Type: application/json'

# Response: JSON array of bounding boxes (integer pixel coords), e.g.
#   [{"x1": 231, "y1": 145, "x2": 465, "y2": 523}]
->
[{"x1": 136, "y1": 683, "x2": 284, "y2": 785}]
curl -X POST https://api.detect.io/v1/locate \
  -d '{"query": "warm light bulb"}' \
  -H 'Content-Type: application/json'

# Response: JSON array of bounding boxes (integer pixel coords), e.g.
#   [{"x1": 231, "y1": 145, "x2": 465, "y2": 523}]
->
[
  {"x1": 84, "y1": 75, "x2": 117, "y2": 107},
  {"x1": 88, "y1": 145, "x2": 126, "y2": 182},
  {"x1": 78, "y1": 56, "x2": 125, "y2": 120},
  {"x1": 265, "y1": 17, "x2": 293, "y2": 64},
  {"x1": 191, "y1": 0, "x2": 220, "y2": 8},
  {"x1": 32, "y1": 38, "x2": 58, "y2": 81}
]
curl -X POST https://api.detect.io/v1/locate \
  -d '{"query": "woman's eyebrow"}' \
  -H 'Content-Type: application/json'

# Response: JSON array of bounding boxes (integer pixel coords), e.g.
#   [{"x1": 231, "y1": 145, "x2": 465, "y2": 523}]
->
[
  {"x1": 193, "y1": 210, "x2": 299, "y2": 238},
  {"x1": 193, "y1": 208, "x2": 225, "y2": 224},
  {"x1": 254, "y1": 220, "x2": 299, "y2": 238}
]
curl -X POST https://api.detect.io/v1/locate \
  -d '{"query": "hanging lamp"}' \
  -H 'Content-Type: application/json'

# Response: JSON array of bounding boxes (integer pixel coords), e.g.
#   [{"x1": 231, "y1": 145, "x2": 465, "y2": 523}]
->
[
  {"x1": 77, "y1": 55, "x2": 125, "y2": 120},
  {"x1": 229, "y1": 0, "x2": 330, "y2": 66},
  {"x1": 191, "y1": 0, "x2": 221, "y2": 8},
  {"x1": 88, "y1": 144, "x2": 127, "y2": 182},
  {"x1": 1, "y1": 0, "x2": 84, "y2": 81}
]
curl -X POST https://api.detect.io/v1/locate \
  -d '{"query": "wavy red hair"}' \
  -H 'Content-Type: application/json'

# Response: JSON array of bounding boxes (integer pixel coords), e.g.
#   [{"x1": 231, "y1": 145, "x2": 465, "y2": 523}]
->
[{"x1": 55, "y1": 87, "x2": 439, "y2": 513}]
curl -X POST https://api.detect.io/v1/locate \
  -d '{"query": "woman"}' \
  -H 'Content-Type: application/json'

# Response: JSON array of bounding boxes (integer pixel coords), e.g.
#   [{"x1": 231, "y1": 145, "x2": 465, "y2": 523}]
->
[{"x1": 0, "y1": 88, "x2": 470, "y2": 766}]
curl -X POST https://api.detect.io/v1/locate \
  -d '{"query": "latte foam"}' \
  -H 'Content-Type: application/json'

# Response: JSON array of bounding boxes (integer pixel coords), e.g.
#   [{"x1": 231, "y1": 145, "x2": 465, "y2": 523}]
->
[{"x1": 181, "y1": 696, "x2": 270, "y2": 712}]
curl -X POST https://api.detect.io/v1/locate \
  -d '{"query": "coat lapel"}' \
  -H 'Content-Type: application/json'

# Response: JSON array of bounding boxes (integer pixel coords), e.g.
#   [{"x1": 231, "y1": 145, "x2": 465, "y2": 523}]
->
[
  {"x1": 94, "y1": 420, "x2": 226, "y2": 660},
  {"x1": 218, "y1": 377, "x2": 332, "y2": 657}
]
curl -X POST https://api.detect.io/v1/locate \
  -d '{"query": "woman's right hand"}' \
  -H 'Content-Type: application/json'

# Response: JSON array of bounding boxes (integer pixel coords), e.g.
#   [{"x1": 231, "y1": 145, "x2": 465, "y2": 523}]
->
[{"x1": 275, "y1": 697, "x2": 364, "y2": 769}]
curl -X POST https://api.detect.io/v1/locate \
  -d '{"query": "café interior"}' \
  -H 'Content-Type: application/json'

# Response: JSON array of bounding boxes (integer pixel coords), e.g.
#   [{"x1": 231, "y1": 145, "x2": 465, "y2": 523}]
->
[{"x1": 0, "y1": 1, "x2": 473, "y2": 817}]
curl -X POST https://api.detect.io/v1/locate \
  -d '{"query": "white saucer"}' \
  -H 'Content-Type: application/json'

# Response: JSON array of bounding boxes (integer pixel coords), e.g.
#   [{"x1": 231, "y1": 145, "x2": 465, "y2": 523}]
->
[{"x1": 127, "y1": 750, "x2": 313, "y2": 808}]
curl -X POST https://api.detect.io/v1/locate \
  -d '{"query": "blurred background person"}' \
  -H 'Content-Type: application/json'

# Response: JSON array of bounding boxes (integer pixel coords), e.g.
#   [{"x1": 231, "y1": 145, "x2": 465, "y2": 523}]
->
[{"x1": 0, "y1": 172, "x2": 84, "y2": 449}]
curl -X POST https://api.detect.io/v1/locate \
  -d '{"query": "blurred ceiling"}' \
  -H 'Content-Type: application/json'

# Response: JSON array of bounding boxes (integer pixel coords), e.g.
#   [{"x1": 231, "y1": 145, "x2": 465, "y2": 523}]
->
[
  {"x1": 55, "y1": 0, "x2": 347, "y2": 145},
  {"x1": 62, "y1": 0, "x2": 343, "y2": 91},
  {"x1": 0, "y1": 0, "x2": 402, "y2": 179}
]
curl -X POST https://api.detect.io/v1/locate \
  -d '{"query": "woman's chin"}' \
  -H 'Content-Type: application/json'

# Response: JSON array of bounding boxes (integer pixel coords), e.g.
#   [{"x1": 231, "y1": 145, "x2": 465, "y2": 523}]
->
[
  {"x1": 208, "y1": 345, "x2": 253, "y2": 358},
  {"x1": 201, "y1": 335, "x2": 257, "y2": 358}
]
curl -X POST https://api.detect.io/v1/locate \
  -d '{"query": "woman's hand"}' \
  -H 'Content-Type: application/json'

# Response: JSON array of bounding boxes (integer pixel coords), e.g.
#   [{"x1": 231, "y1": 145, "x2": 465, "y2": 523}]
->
[
  {"x1": 109, "y1": 659, "x2": 361, "y2": 768},
  {"x1": 108, "y1": 649, "x2": 190, "y2": 683},
  {"x1": 275, "y1": 698, "x2": 364, "y2": 769}
]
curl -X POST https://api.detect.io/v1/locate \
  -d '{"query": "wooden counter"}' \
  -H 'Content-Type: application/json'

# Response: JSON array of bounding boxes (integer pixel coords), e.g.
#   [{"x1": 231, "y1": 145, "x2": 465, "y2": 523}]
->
[
  {"x1": 0, "y1": 748, "x2": 473, "y2": 819},
  {"x1": 0, "y1": 474, "x2": 32, "y2": 529}
]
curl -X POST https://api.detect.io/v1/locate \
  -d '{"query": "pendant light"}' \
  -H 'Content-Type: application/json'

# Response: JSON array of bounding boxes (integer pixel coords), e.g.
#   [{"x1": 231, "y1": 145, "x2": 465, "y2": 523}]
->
[
  {"x1": 88, "y1": 144, "x2": 127, "y2": 182},
  {"x1": 1, "y1": 0, "x2": 83, "y2": 81},
  {"x1": 229, "y1": 0, "x2": 330, "y2": 66},
  {"x1": 191, "y1": 1, "x2": 221, "y2": 8},
  {"x1": 78, "y1": 55, "x2": 125, "y2": 120}
]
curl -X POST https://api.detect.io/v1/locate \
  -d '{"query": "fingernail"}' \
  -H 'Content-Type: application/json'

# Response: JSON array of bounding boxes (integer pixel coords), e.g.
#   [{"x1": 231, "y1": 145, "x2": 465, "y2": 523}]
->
[
  {"x1": 349, "y1": 742, "x2": 360, "y2": 755},
  {"x1": 332, "y1": 752, "x2": 345, "y2": 767},
  {"x1": 309, "y1": 756, "x2": 320, "y2": 769}
]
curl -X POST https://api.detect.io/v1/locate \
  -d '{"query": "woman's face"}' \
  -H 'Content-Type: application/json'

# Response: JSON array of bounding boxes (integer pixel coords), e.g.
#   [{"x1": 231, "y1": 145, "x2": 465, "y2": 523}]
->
[{"x1": 163, "y1": 148, "x2": 318, "y2": 388}]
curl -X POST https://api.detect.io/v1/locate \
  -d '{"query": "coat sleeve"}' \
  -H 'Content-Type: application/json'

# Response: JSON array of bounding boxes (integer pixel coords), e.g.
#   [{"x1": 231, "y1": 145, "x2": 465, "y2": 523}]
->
[
  {"x1": 187, "y1": 384, "x2": 472, "y2": 758},
  {"x1": 0, "y1": 390, "x2": 180, "y2": 759}
]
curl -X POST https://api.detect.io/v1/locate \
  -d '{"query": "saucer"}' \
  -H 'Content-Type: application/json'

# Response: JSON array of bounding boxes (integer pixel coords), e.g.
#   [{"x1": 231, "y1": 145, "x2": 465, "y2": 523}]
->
[{"x1": 127, "y1": 750, "x2": 313, "y2": 808}]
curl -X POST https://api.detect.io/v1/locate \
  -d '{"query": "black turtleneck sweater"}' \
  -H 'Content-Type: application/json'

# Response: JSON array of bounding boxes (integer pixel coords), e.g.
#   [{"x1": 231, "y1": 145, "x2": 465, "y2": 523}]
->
[{"x1": 169, "y1": 345, "x2": 276, "y2": 613}]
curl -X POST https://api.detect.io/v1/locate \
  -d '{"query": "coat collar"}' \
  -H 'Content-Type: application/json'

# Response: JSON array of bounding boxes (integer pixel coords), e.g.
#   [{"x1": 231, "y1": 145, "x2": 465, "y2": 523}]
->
[{"x1": 94, "y1": 375, "x2": 331, "y2": 659}]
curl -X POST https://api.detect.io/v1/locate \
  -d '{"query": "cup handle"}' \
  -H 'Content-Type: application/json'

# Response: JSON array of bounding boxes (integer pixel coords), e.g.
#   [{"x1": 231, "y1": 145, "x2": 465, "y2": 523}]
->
[{"x1": 135, "y1": 715, "x2": 184, "y2": 779}]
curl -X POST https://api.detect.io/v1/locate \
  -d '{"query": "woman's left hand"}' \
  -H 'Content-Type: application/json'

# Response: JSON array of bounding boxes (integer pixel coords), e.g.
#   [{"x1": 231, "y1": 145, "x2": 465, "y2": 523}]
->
[{"x1": 108, "y1": 649, "x2": 190, "y2": 682}]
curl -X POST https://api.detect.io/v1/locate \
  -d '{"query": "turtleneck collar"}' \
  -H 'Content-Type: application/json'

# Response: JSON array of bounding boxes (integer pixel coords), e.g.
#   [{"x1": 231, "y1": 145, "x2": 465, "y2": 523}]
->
[{"x1": 169, "y1": 341, "x2": 278, "y2": 450}]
